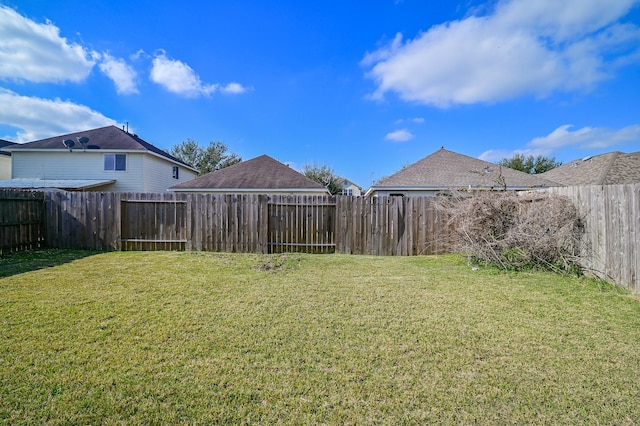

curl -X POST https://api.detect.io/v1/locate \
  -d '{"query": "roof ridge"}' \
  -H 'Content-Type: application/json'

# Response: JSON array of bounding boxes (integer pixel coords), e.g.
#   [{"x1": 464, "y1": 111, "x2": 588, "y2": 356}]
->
[{"x1": 597, "y1": 152, "x2": 619, "y2": 185}]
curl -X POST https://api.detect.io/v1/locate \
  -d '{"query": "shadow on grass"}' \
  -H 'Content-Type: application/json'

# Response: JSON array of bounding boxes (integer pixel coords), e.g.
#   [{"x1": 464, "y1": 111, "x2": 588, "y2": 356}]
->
[{"x1": 0, "y1": 249, "x2": 102, "y2": 279}]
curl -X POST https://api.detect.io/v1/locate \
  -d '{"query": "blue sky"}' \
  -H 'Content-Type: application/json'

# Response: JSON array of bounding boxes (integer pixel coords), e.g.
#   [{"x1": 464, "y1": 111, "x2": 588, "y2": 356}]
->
[{"x1": 1, "y1": 0, "x2": 639, "y2": 188}]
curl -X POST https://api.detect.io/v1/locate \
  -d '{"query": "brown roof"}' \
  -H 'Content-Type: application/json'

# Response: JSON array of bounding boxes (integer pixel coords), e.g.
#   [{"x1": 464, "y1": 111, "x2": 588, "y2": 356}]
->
[
  {"x1": 7, "y1": 125, "x2": 195, "y2": 170},
  {"x1": 540, "y1": 151, "x2": 640, "y2": 186},
  {"x1": 170, "y1": 154, "x2": 329, "y2": 192},
  {"x1": 371, "y1": 147, "x2": 556, "y2": 191}
]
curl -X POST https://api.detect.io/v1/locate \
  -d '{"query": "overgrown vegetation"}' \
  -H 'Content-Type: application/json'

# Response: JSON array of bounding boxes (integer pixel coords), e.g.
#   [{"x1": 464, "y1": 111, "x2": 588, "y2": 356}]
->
[
  {"x1": 1, "y1": 251, "x2": 639, "y2": 424},
  {"x1": 438, "y1": 192, "x2": 584, "y2": 273}
]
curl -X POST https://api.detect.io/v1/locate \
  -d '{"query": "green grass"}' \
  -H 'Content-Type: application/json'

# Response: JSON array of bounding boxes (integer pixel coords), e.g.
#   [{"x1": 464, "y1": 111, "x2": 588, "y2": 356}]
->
[{"x1": 1, "y1": 250, "x2": 639, "y2": 424}]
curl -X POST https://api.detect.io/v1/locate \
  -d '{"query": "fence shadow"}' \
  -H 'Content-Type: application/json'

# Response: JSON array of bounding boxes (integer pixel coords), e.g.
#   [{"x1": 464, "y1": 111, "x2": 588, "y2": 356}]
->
[{"x1": 0, "y1": 249, "x2": 99, "y2": 279}]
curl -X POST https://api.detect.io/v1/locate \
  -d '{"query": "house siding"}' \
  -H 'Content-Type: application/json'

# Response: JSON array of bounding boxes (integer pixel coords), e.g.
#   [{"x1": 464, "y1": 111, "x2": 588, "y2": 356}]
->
[
  {"x1": 0, "y1": 155, "x2": 10, "y2": 180},
  {"x1": 141, "y1": 154, "x2": 197, "y2": 192},
  {"x1": 11, "y1": 151, "x2": 194, "y2": 192}
]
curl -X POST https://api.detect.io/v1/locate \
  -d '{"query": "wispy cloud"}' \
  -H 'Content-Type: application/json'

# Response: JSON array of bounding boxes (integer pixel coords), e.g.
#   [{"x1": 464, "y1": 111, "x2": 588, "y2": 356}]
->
[
  {"x1": 98, "y1": 53, "x2": 138, "y2": 95},
  {"x1": 150, "y1": 51, "x2": 249, "y2": 97},
  {"x1": 150, "y1": 51, "x2": 217, "y2": 97},
  {"x1": 0, "y1": 5, "x2": 96, "y2": 83},
  {"x1": 530, "y1": 124, "x2": 640, "y2": 150},
  {"x1": 221, "y1": 82, "x2": 249, "y2": 94},
  {"x1": 0, "y1": 89, "x2": 117, "y2": 142},
  {"x1": 385, "y1": 128, "x2": 414, "y2": 142},
  {"x1": 363, "y1": 0, "x2": 640, "y2": 107},
  {"x1": 479, "y1": 123, "x2": 640, "y2": 162}
]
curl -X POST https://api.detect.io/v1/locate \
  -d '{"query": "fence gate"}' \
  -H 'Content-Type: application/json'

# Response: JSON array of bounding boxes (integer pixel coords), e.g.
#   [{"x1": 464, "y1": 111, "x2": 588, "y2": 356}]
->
[
  {"x1": 120, "y1": 198, "x2": 189, "y2": 250},
  {"x1": 267, "y1": 196, "x2": 336, "y2": 253}
]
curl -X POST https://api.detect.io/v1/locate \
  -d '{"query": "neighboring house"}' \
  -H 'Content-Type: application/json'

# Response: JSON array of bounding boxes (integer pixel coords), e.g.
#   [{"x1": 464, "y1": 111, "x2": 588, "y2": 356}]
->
[
  {"x1": 170, "y1": 154, "x2": 331, "y2": 195},
  {"x1": 0, "y1": 139, "x2": 17, "y2": 180},
  {"x1": 338, "y1": 178, "x2": 362, "y2": 196},
  {"x1": 540, "y1": 151, "x2": 640, "y2": 186},
  {"x1": 366, "y1": 147, "x2": 557, "y2": 197},
  {"x1": 0, "y1": 126, "x2": 198, "y2": 192}
]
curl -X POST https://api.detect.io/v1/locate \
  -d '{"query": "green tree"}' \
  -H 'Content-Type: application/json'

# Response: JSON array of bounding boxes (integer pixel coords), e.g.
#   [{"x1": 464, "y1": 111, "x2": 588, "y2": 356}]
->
[
  {"x1": 170, "y1": 139, "x2": 241, "y2": 176},
  {"x1": 303, "y1": 162, "x2": 342, "y2": 195},
  {"x1": 497, "y1": 154, "x2": 562, "y2": 174}
]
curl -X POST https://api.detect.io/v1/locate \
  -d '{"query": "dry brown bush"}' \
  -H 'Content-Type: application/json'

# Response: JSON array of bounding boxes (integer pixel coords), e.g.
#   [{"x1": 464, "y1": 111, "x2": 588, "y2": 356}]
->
[{"x1": 437, "y1": 191, "x2": 584, "y2": 273}]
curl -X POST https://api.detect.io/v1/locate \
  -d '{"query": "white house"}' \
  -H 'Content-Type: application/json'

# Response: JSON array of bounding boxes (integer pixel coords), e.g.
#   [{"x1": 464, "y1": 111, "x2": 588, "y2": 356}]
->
[
  {"x1": 0, "y1": 140, "x2": 16, "y2": 180},
  {"x1": 0, "y1": 126, "x2": 198, "y2": 192},
  {"x1": 338, "y1": 178, "x2": 362, "y2": 196}
]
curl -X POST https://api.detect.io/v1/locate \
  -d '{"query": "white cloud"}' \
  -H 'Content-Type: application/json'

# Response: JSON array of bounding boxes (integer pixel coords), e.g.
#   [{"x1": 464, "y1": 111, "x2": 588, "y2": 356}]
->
[
  {"x1": 363, "y1": 0, "x2": 640, "y2": 107},
  {"x1": 478, "y1": 148, "x2": 549, "y2": 163},
  {"x1": 529, "y1": 124, "x2": 640, "y2": 149},
  {"x1": 0, "y1": 88, "x2": 117, "y2": 142},
  {"x1": 150, "y1": 51, "x2": 219, "y2": 97},
  {"x1": 479, "y1": 123, "x2": 640, "y2": 162},
  {"x1": 385, "y1": 128, "x2": 414, "y2": 142},
  {"x1": 150, "y1": 51, "x2": 249, "y2": 97},
  {"x1": 221, "y1": 82, "x2": 249, "y2": 94},
  {"x1": 0, "y1": 5, "x2": 96, "y2": 83},
  {"x1": 98, "y1": 53, "x2": 138, "y2": 95}
]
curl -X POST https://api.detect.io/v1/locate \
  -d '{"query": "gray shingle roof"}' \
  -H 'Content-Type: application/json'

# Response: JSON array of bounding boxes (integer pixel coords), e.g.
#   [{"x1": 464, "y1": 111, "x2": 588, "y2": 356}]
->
[
  {"x1": 170, "y1": 154, "x2": 329, "y2": 192},
  {"x1": 372, "y1": 147, "x2": 556, "y2": 190},
  {"x1": 0, "y1": 139, "x2": 16, "y2": 157},
  {"x1": 540, "y1": 151, "x2": 640, "y2": 186},
  {"x1": 7, "y1": 125, "x2": 195, "y2": 170}
]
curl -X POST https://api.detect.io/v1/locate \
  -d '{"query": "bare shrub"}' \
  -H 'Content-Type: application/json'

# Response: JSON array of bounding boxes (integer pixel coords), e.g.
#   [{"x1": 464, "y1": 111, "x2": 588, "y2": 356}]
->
[{"x1": 437, "y1": 191, "x2": 584, "y2": 273}]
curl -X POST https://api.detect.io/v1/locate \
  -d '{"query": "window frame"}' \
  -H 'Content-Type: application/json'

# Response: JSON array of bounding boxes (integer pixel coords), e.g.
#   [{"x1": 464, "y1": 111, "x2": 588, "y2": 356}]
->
[{"x1": 104, "y1": 154, "x2": 127, "y2": 172}]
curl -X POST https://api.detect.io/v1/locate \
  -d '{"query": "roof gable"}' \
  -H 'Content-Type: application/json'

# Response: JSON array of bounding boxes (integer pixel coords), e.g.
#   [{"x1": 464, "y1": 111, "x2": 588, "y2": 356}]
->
[
  {"x1": 170, "y1": 154, "x2": 327, "y2": 191},
  {"x1": 373, "y1": 147, "x2": 556, "y2": 190},
  {"x1": 7, "y1": 126, "x2": 195, "y2": 170},
  {"x1": 540, "y1": 151, "x2": 640, "y2": 185},
  {"x1": 0, "y1": 139, "x2": 16, "y2": 157}
]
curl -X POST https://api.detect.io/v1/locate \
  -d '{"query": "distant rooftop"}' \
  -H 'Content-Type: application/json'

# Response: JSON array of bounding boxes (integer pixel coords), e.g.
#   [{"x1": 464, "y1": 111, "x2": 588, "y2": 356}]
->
[
  {"x1": 7, "y1": 125, "x2": 196, "y2": 171},
  {"x1": 540, "y1": 151, "x2": 640, "y2": 186}
]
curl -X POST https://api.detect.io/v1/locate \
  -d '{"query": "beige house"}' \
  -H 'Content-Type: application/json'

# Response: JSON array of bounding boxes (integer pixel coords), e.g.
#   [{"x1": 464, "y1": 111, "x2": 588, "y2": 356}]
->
[
  {"x1": 0, "y1": 126, "x2": 197, "y2": 192},
  {"x1": 366, "y1": 147, "x2": 557, "y2": 197},
  {"x1": 540, "y1": 151, "x2": 640, "y2": 186},
  {"x1": 0, "y1": 140, "x2": 16, "y2": 180},
  {"x1": 170, "y1": 154, "x2": 331, "y2": 195}
]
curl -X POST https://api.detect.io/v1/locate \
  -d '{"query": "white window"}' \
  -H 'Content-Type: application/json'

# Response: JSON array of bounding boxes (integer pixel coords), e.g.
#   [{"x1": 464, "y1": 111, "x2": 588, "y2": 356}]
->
[
  {"x1": 104, "y1": 154, "x2": 126, "y2": 171},
  {"x1": 172, "y1": 166, "x2": 179, "y2": 179},
  {"x1": 342, "y1": 188, "x2": 353, "y2": 196}
]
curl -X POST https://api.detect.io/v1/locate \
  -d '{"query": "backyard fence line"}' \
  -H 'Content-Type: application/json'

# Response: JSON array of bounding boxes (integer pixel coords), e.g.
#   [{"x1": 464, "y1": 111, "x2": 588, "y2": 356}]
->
[
  {"x1": 0, "y1": 190, "x2": 46, "y2": 255},
  {"x1": 2, "y1": 187, "x2": 638, "y2": 293},
  {"x1": 546, "y1": 184, "x2": 640, "y2": 294},
  {"x1": 41, "y1": 191, "x2": 452, "y2": 256}
]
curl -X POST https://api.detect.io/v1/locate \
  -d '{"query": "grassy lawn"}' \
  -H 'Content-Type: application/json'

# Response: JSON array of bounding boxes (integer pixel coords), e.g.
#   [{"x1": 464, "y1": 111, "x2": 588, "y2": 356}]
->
[{"x1": 1, "y1": 250, "x2": 640, "y2": 424}]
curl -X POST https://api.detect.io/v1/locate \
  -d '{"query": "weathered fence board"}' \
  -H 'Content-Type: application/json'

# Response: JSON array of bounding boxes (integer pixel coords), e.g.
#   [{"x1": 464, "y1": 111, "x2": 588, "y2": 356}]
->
[
  {"x1": 46, "y1": 191, "x2": 120, "y2": 250},
  {"x1": 547, "y1": 185, "x2": 640, "y2": 293},
  {"x1": 0, "y1": 190, "x2": 45, "y2": 255}
]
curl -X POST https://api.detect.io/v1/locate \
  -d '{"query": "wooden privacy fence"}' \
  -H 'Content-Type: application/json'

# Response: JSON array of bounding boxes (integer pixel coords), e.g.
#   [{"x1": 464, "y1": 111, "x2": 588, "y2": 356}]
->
[
  {"x1": 0, "y1": 190, "x2": 46, "y2": 255},
  {"x1": 546, "y1": 184, "x2": 640, "y2": 294},
  {"x1": 41, "y1": 191, "x2": 452, "y2": 255}
]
